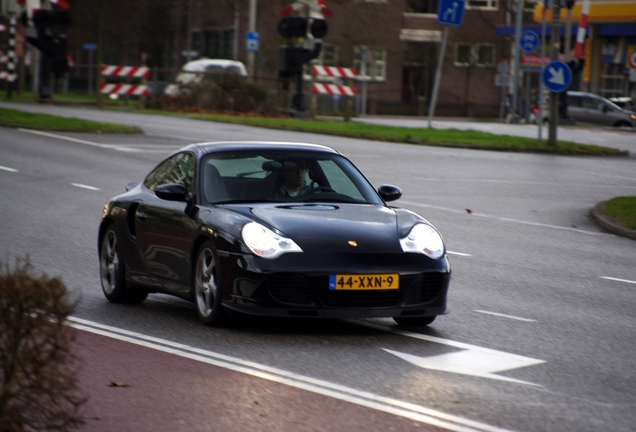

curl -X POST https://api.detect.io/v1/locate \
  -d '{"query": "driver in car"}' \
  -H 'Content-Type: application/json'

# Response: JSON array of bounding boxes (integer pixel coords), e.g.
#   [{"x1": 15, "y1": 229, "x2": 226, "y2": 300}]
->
[{"x1": 275, "y1": 159, "x2": 310, "y2": 198}]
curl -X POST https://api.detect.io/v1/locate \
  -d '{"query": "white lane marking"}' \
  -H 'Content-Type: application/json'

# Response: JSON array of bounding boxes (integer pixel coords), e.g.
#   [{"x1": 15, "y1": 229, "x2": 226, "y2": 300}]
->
[
  {"x1": 19, "y1": 129, "x2": 176, "y2": 154},
  {"x1": 19, "y1": 128, "x2": 113, "y2": 148},
  {"x1": 402, "y1": 200, "x2": 603, "y2": 236},
  {"x1": 67, "y1": 316, "x2": 513, "y2": 432},
  {"x1": 601, "y1": 276, "x2": 636, "y2": 285},
  {"x1": 0, "y1": 165, "x2": 18, "y2": 172},
  {"x1": 383, "y1": 349, "x2": 541, "y2": 387},
  {"x1": 447, "y1": 251, "x2": 472, "y2": 257},
  {"x1": 473, "y1": 310, "x2": 536, "y2": 322},
  {"x1": 352, "y1": 320, "x2": 544, "y2": 387},
  {"x1": 71, "y1": 183, "x2": 100, "y2": 191}
]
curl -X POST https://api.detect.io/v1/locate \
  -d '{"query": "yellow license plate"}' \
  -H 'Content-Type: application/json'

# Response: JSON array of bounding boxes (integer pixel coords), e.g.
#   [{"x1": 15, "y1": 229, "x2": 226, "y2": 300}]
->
[{"x1": 329, "y1": 274, "x2": 399, "y2": 290}]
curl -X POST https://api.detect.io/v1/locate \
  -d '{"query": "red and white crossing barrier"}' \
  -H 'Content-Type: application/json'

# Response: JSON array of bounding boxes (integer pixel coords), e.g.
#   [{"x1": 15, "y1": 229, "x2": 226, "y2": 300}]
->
[
  {"x1": 574, "y1": 0, "x2": 590, "y2": 59},
  {"x1": 100, "y1": 65, "x2": 150, "y2": 78},
  {"x1": 312, "y1": 82, "x2": 355, "y2": 96},
  {"x1": 312, "y1": 65, "x2": 356, "y2": 78},
  {"x1": 99, "y1": 84, "x2": 149, "y2": 96}
]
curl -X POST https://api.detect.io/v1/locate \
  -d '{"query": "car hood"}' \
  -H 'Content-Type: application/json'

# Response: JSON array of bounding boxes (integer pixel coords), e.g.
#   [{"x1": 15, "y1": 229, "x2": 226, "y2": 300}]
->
[{"x1": 249, "y1": 204, "x2": 403, "y2": 253}]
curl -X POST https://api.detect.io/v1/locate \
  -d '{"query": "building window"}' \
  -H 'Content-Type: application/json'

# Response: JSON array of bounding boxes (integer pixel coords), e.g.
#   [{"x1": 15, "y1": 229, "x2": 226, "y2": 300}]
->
[
  {"x1": 466, "y1": 0, "x2": 498, "y2": 10},
  {"x1": 354, "y1": 46, "x2": 387, "y2": 81},
  {"x1": 476, "y1": 44, "x2": 495, "y2": 67},
  {"x1": 454, "y1": 44, "x2": 495, "y2": 67},
  {"x1": 407, "y1": 0, "x2": 439, "y2": 13},
  {"x1": 455, "y1": 44, "x2": 472, "y2": 66}
]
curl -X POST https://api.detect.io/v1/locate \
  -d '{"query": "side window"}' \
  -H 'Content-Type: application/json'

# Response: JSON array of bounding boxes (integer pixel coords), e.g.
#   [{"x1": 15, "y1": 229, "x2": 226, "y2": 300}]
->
[
  {"x1": 568, "y1": 96, "x2": 582, "y2": 107},
  {"x1": 144, "y1": 153, "x2": 194, "y2": 192},
  {"x1": 317, "y1": 160, "x2": 365, "y2": 201}
]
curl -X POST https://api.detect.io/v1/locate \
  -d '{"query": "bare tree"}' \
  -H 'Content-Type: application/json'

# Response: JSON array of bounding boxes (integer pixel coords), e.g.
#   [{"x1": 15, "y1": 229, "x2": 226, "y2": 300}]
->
[{"x1": 0, "y1": 258, "x2": 85, "y2": 432}]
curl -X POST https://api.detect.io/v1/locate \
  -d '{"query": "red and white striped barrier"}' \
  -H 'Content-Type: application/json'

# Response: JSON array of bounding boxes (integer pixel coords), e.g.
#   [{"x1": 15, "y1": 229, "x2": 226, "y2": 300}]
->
[
  {"x1": 99, "y1": 83, "x2": 149, "y2": 96},
  {"x1": 312, "y1": 65, "x2": 356, "y2": 78},
  {"x1": 312, "y1": 83, "x2": 355, "y2": 96},
  {"x1": 100, "y1": 65, "x2": 150, "y2": 78},
  {"x1": 574, "y1": 0, "x2": 590, "y2": 59},
  {"x1": 0, "y1": 71, "x2": 8, "y2": 80}
]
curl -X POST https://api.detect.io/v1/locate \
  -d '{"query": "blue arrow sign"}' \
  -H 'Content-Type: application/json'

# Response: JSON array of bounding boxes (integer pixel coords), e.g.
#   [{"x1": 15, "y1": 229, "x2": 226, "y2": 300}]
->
[
  {"x1": 520, "y1": 30, "x2": 539, "y2": 53},
  {"x1": 437, "y1": 0, "x2": 466, "y2": 26},
  {"x1": 542, "y1": 60, "x2": 572, "y2": 93},
  {"x1": 246, "y1": 31, "x2": 259, "y2": 52}
]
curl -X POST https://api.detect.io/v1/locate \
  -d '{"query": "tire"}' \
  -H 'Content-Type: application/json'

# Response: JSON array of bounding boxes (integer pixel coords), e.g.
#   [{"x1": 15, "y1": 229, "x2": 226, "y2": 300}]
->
[
  {"x1": 614, "y1": 121, "x2": 632, "y2": 128},
  {"x1": 393, "y1": 316, "x2": 437, "y2": 326},
  {"x1": 99, "y1": 223, "x2": 148, "y2": 304},
  {"x1": 193, "y1": 240, "x2": 226, "y2": 326}
]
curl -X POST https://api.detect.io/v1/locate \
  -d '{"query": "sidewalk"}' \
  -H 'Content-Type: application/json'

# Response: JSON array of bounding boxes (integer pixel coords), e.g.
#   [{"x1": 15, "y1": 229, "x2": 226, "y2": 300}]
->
[{"x1": 72, "y1": 329, "x2": 444, "y2": 432}]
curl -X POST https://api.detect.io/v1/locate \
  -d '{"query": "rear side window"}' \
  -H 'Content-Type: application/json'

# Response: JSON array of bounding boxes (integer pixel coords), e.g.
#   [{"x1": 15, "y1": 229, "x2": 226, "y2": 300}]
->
[
  {"x1": 568, "y1": 96, "x2": 582, "y2": 107},
  {"x1": 144, "y1": 152, "x2": 195, "y2": 192}
]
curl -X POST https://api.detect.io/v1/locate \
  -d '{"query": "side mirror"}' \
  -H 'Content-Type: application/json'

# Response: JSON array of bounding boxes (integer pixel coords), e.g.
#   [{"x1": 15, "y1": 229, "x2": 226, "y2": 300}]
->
[
  {"x1": 155, "y1": 183, "x2": 188, "y2": 202},
  {"x1": 378, "y1": 185, "x2": 402, "y2": 202}
]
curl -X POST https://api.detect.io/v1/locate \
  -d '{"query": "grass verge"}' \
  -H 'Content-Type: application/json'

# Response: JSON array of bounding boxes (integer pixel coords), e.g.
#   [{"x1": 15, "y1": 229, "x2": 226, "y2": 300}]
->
[
  {"x1": 604, "y1": 197, "x2": 636, "y2": 230},
  {"x1": 165, "y1": 112, "x2": 626, "y2": 156},
  {"x1": 0, "y1": 106, "x2": 142, "y2": 134}
]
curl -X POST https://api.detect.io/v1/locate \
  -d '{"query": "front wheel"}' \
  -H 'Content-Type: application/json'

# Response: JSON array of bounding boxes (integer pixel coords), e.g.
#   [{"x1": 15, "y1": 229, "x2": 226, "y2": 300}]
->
[
  {"x1": 193, "y1": 241, "x2": 226, "y2": 326},
  {"x1": 99, "y1": 223, "x2": 147, "y2": 303},
  {"x1": 393, "y1": 316, "x2": 436, "y2": 326}
]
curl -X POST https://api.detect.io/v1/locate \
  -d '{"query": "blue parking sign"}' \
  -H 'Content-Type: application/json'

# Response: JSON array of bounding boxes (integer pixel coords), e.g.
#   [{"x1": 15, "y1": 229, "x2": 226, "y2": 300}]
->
[
  {"x1": 246, "y1": 31, "x2": 259, "y2": 52},
  {"x1": 437, "y1": 0, "x2": 466, "y2": 26}
]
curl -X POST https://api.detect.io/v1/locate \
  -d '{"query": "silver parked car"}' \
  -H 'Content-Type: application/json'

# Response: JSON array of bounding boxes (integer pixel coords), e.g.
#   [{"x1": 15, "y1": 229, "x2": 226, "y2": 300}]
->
[{"x1": 536, "y1": 91, "x2": 636, "y2": 127}]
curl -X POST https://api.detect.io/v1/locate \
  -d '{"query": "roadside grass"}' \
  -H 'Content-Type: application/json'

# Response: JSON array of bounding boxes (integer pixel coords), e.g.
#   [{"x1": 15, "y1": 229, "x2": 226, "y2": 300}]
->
[
  {"x1": 604, "y1": 197, "x2": 636, "y2": 230},
  {"x1": 170, "y1": 112, "x2": 625, "y2": 156},
  {"x1": 0, "y1": 106, "x2": 142, "y2": 133}
]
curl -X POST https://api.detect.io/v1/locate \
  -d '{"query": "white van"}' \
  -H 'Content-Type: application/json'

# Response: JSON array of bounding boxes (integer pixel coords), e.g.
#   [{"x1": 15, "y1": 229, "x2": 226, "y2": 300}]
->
[{"x1": 164, "y1": 59, "x2": 247, "y2": 97}]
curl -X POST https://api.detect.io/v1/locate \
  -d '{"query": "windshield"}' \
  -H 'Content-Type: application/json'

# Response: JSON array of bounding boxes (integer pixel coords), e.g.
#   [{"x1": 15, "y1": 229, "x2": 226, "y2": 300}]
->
[{"x1": 199, "y1": 151, "x2": 383, "y2": 205}]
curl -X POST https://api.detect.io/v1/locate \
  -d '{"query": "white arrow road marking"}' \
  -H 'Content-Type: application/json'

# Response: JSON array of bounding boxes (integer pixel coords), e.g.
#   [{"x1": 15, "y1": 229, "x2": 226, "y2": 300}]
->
[
  {"x1": 352, "y1": 320, "x2": 545, "y2": 386},
  {"x1": 383, "y1": 349, "x2": 543, "y2": 386},
  {"x1": 548, "y1": 67, "x2": 564, "y2": 85}
]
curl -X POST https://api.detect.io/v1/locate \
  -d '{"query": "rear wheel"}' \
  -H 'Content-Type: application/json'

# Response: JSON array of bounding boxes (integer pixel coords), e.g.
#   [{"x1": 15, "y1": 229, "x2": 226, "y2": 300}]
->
[
  {"x1": 193, "y1": 241, "x2": 226, "y2": 326},
  {"x1": 393, "y1": 316, "x2": 437, "y2": 326},
  {"x1": 99, "y1": 223, "x2": 147, "y2": 303}
]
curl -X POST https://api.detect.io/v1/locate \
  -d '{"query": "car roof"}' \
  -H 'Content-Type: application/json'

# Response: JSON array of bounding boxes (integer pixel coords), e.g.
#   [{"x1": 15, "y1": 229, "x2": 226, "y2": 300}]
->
[
  {"x1": 180, "y1": 141, "x2": 342, "y2": 157},
  {"x1": 182, "y1": 59, "x2": 247, "y2": 73}
]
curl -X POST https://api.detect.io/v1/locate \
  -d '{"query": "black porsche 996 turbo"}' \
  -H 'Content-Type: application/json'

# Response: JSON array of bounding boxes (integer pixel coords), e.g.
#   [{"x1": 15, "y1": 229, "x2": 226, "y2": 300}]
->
[{"x1": 98, "y1": 141, "x2": 451, "y2": 326}]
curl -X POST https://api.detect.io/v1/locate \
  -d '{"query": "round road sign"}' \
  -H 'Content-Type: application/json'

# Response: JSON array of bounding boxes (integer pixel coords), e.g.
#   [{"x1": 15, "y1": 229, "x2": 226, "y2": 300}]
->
[{"x1": 628, "y1": 49, "x2": 636, "y2": 69}]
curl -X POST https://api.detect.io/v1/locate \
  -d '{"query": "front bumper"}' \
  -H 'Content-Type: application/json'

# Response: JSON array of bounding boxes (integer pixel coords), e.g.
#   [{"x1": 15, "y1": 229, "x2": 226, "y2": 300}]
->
[{"x1": 218, "y1": 251, "x2": 451, "y2": 319}]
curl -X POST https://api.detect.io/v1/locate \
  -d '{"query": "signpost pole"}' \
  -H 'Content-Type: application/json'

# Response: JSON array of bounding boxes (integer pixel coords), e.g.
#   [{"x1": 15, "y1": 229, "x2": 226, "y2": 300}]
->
[
  {"x1": 538, "y1": 3, "x2": 547, "y2": 140},
  {"x1": 548, "y1": 1, "x2": 561, "y2": 146},
  {"x1": 427, "y1": 26, "x2": 449, "y2": 129},
  {"x1": 428, "y1": 0, "x2": 465, "y2": 128},
  {"x1": 510, "y1": 0, "x2": 524, "y2": 123}
]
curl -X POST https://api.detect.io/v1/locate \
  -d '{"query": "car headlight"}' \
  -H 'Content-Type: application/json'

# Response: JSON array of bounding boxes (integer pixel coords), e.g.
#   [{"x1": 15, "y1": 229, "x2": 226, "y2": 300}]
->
[
  {"x1": 241, "y1": 222, "x2": 303, "y2": 259},
  {"x1": 400, "y1": 223, "x2": 445, "y2": 259},
  {"x1": 630, "y1": 114, "x2": 636, "y2": 120}
]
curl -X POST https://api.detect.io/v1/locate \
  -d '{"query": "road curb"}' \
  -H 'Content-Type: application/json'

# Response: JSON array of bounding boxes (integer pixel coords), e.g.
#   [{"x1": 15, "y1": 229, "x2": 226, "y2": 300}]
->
[{"x1": 591, "y1": 201, "x2": 636, "y2": 241}]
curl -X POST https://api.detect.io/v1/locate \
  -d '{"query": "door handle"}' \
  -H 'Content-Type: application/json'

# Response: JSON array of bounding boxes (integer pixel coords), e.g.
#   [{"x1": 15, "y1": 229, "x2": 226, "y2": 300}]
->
[{"x1": 137, "y1": 211, "x2": 147, "y2": 221}]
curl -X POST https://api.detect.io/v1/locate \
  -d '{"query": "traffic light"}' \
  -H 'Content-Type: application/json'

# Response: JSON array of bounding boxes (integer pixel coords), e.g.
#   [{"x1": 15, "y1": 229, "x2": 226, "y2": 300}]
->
[{"x1": 277, "y1": 17, "x2": 328, "y2": 39}]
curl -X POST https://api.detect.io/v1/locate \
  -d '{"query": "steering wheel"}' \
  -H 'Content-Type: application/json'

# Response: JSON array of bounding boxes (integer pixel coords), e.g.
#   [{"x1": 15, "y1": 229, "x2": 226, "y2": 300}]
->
[{"x1": 305, "y1": 186, "x2": 336, "y2": 194}]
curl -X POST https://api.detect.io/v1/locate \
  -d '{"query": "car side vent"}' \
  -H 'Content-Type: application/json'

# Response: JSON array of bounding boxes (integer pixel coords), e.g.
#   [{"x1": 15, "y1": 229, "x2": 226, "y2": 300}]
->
[
  {"x1": 403, "y1": 272, "x2": 445, "y2": 305},
  {"x1": 267, "y1": 274, "x2": 315, "y2": 306}
]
